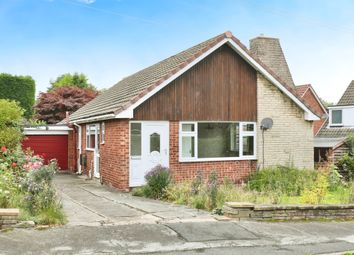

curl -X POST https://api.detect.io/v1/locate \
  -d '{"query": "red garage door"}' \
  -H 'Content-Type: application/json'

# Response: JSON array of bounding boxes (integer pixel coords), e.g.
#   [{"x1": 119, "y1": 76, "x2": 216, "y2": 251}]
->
[{"x1": 22, "y1": 135, "x2": 68, "y2": 170}]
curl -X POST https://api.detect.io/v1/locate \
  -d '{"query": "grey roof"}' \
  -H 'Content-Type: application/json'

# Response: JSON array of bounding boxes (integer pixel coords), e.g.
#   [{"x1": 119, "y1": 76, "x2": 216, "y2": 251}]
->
[
  {"x1": 316, "y1": 121, "x2": 354, "y2": 139},
  {"x1": 314, "y1": 137, "x2": 345, "y2": 148},
  {"x1": 249, "y1": 36, "x2": 295, "y2": 88},
  {"x1": 70, "y1": 33, "x2": 225, "y2": 121},
  {"x1": 338, "y1": 80, "x2": 354, "y2": 106},
  {"x1": 70, "y1": 32, "x2": 319, "y2": 122}
]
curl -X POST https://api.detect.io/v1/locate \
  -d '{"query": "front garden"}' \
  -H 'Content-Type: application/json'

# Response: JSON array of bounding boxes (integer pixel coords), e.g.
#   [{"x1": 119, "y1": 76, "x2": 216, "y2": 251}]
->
[
  {"x1": 133, "y1": 164, "x2": 354, "y2": 214},
  {"x1": 0, "y1": 99, "x2": 65, "y2": 226}
]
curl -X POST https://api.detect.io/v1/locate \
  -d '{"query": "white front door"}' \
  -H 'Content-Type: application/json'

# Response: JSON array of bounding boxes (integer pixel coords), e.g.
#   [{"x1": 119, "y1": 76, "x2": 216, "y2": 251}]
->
[{"x1": 129, "y1": 121, "x2": 169, "y2": 187}]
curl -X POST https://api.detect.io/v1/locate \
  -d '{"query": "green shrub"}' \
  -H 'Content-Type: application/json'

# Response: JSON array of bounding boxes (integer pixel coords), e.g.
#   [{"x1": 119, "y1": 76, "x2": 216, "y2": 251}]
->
[
  {"x1": 190, "y1": 193, "x2": 207, "y2": 209},
  {"x1": 36, "y1": 204, "x2": 66, "y2": 225},
  {"x1": 327, "y1": 165, "x2": 343, "y2": 191},
  {"x1": 248, "y1": 166, "x2": 318, "y2": 196},
  {"x1": 301, "y1": 172, "x2": 328, "y2": 204},
  {"x1": 206, "y1": 171, "x2": 218, "y2": 210},
  {"x1": 337, "y1": 153, "x2": 354, "y2": 181},
  {"x1": 0, "y1": 99, "x2": 24, "y2": 149},
  {"x1": 20, "y1": 160, "x2": 59, "y2": 215},
  {"x1": 144, "y1": 165, "x2": 171, "y2": 199},
  {"x1": 165, "y1": 181, "x2": 191, "y2": 205},
  {"x1": 0, "y1": 73, "x2": 35, "y2": 119}
]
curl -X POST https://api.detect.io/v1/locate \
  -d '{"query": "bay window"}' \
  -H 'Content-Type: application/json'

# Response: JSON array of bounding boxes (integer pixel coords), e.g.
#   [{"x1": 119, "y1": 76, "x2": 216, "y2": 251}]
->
[{"x1": 179, "y1": 122, "x2": 256, "y2": 161}]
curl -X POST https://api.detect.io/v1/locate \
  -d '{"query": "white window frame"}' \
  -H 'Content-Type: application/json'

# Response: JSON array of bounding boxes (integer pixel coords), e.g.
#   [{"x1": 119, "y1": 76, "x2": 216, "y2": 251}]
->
[
  {"x1": 179, "y1": 121, "x2": 257, "y2": 162},
  {"x1": 86, "y1": 124, "x2": 98, "y2": 151},
  {"x1": 101, "y1": 122, "x2": 105, "y2": 144},
  {"x1": 329, "y1": 109, "x2": 343, "y2": 126},
  {"x1": 129, "y1": 121, "x2": 142, "y2": 159}
]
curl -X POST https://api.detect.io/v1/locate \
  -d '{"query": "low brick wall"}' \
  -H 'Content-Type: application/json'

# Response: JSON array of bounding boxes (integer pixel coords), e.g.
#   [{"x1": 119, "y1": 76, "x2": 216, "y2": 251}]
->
[
  {"x1": 0, "y1": 209, "x2": 19, "y2": 229},
  {"x1": 224, "y1": 202, "x2": 354, "y2": 221}
]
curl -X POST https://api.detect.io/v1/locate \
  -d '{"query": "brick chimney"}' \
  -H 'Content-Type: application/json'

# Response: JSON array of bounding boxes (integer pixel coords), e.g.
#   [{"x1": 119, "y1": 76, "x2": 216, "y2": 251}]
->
[{"x1": 250, "y1": 35, "x2": 295, "y2": 88}]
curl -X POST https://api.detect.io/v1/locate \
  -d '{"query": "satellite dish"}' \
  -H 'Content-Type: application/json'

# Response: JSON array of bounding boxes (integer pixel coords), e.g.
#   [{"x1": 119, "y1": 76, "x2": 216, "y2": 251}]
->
[{"x1": 260, "y1": 118, "x2": 273, "y2": 130}]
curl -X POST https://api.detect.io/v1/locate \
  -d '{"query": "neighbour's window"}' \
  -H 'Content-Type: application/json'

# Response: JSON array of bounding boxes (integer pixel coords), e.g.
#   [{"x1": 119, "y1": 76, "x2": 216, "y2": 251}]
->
[
  {"x1": 101, "y1": 122, "x2": 105, "y2": 144},
  {"x1": 331, "y1": 110, "x2": 342, "y2": 125},
  {"x1": 180, "y1": 122, "x2": 256, "y2": 161},
  {"x1": 130, "y1": 123, "x2": 142, "y2": 156}
]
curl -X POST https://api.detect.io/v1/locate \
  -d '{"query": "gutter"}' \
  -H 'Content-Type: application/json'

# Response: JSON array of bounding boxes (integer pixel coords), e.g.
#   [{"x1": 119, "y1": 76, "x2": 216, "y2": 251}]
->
[
  {"x1": 69, "y1": 113, "x2": 116, "y2": 124},
  {"x1": 73, "y1": 123, "x2": 82, "y2": 174}
]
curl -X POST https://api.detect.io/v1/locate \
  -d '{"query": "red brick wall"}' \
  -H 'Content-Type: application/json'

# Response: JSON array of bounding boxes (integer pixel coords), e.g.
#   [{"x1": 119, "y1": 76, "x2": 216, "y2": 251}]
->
[
  {"x1": 169, "y1": 121, "x2": 257, "y2": 184},
  {"x1": 302, "y1": 89, "x2": 327, "y2": 135},
  {"x1": 79, "y1": 120, "x2": 256, "y2": 190},
  {"x1": 67, "y1": 129, "x2": 77, "y2": 172},
  {"x1": 99, "y1": 120, "x2": 130, "y2": 191},
  {"x1": 79, "y1": 120, "x2": 130, "y2": 190}
]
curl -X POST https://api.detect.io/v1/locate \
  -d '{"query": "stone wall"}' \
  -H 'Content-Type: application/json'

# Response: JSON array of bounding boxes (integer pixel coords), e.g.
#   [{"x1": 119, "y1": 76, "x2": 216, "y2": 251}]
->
[
  {"x1": 0, "y1": 209, "x2": 19, "y2": 229},
  {"x1": 257, "y1": 74, "x2": 314, "y2": 169},
  {"x1": 224, "y1": 202, "x2": 354, "y2": 221}
]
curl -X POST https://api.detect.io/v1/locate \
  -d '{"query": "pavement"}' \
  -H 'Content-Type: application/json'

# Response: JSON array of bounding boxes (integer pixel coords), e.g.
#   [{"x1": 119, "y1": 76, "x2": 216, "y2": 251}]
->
[{"x1": 0, "y1": 173, "x2": 354, "y2": 254}]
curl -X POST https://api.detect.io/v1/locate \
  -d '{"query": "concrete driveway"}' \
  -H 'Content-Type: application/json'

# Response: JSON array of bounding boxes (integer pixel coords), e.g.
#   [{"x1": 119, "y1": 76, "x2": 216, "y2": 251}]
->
[{"x1": 0, "y1": 173, "x2": 354, "y2": 254}]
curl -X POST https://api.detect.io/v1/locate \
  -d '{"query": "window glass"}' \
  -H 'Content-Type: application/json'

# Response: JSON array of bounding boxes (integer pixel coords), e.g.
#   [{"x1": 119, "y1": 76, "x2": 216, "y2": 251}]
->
[
  {"x1": 332, "y1": 110, "x2": 342, "y2": 124},
  {"x1": 242, "y1": 136, "x2": 254, "y2": 156},
  {"x1": 197, "y1": 123, "x2": 239, "y2": 158},
  {"x1": 182, "y1": 136, "x2": 195, "y2": 158},
  {"x1": 86, "y1": 126, "x2": 90, "y2": 148},
  {"x1": 89, "y1": 125, "x2": 96, "y2": 149},
  {"x1": 101, "y1": 122, "x2": 105, "y2": 143},
  {"x1": 182, "y1": 123, "x2": 195, "y2": 132},
  {"x1": 150, "y1": 133, "x2": 160, "y2": 153},
  {"x1": 86, "y1": 125, "x2": 96, "y2": 149},
  {"x1": 131, "y1": 123, "x2": 141, "y2": 156},
  {"x1": 242, "y1": 123, "x2": 254, "y2": 132}
]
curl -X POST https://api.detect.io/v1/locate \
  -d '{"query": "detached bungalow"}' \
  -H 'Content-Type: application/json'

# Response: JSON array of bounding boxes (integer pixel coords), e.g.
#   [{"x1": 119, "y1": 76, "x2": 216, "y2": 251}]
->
[{"x1": 70, "y1": 31, "x2": 320, "y2": 190}]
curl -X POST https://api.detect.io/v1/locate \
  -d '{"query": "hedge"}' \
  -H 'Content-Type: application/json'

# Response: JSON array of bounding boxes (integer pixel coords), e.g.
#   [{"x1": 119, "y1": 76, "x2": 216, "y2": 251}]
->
[{"x1": 0, "y1": 73, "x2": 35, "y2": 118}]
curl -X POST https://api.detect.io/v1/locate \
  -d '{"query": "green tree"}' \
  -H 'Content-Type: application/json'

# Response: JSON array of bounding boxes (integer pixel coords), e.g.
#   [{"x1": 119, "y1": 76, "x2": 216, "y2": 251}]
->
[
  {"x1": 0, "y1": 99, "x2": 24, "y2": 149},
  {"x1": 49, "y1": 72, "x2": 96, "y2": 91},
  {"x1": 320, "y1": 97, "x2": 334, "y2": 108},
  {"x1": 0, "y1": 73, "x2": 35, "y2": 119}
]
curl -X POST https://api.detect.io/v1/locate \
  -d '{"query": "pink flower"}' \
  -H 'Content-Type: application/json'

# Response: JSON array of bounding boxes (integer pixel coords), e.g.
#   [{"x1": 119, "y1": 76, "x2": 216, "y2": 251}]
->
[
  {"x1": 1, "y1": 146, "x2": 7, "y2": 153},
  {"x1": 11, "y1": 162, "x2": 17, "y2": 168}
]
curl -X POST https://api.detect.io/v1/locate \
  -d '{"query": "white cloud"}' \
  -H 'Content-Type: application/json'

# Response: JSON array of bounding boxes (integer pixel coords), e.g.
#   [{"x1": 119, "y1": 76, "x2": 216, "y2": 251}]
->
[{"x1": 76, "y1": 0, "x2": 96, "y2": 4}]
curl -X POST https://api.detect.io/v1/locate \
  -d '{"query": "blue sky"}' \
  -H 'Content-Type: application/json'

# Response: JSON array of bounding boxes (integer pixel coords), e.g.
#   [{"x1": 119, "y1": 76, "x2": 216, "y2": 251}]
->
[{"x1": 1, "y1": 0, "x2": 354, "y2": 102}]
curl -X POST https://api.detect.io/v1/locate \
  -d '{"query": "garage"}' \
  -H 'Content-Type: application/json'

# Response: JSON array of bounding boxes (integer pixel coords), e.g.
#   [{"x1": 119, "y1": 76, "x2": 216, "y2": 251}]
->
[{"x1": 23, "y1": 125, "x2": 73, "y2": 170}]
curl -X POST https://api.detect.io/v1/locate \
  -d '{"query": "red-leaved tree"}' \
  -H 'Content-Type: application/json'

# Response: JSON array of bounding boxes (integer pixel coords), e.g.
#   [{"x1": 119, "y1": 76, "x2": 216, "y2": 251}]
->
[{"x1": 35, "y1": 87, "x2": 98, "y2": 124}]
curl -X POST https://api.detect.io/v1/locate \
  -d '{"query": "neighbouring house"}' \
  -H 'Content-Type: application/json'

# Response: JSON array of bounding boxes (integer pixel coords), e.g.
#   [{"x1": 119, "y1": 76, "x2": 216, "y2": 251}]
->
[
  {"x1": 295, "y1": 84, "x2": 328, "y2": 136},
  {"x1": 69, "y1": 31, "x2": 320, "y2": 190},
  {"x1": 315, "y1": 80, "x2": 354, "y2": 163}
]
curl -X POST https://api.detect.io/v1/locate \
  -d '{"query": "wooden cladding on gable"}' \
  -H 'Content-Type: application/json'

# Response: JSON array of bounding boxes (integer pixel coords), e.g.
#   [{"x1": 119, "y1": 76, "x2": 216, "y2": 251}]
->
[{"x1": 134, "y1": 44, "x2": 257, "y2": 121}]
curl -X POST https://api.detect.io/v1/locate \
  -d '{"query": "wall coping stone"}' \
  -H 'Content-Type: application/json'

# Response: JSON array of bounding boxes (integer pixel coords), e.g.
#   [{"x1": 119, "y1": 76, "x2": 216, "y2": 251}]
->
[
  {"x1": 224, "y1": 202, "x2": 354, "y2": 221},
  {"x1": 225, "y1": 202, "x2": 255, "y2": 209},
  {"x1": 0, "y1": 209, "x2": 20, "y2": 216},
  {"x1": 225, "y1": 203, "x2": 354, "y2": 211}
]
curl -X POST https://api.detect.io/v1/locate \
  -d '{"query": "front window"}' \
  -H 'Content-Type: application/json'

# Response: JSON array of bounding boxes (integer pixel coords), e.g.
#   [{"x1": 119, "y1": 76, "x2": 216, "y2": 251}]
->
[
  {"x1": 180, "y1": 122, "x2": 256, "y2": 161},
  {"x1": 197, "y1": 123, "x2": 239, "y2": 158},
  {"x1": 331, "y1": 110, "x2": 342, "y2": 125}
]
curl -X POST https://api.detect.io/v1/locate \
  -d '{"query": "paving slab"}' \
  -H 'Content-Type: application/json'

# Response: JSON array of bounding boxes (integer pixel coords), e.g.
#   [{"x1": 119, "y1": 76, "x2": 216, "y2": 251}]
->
[{"x1": 165, "y1": 221, "x2": 258, "y2": 242}]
